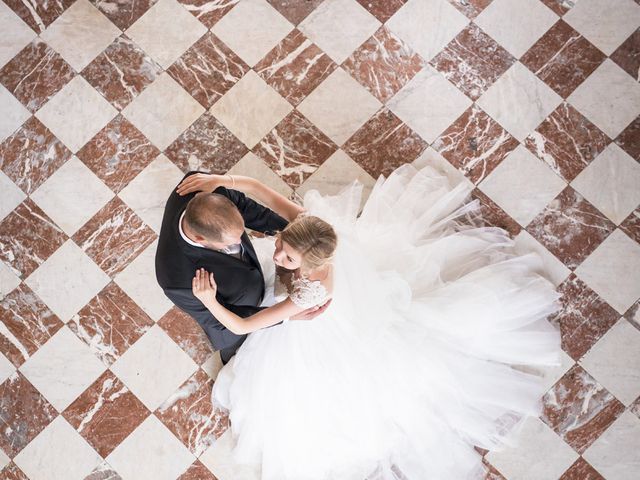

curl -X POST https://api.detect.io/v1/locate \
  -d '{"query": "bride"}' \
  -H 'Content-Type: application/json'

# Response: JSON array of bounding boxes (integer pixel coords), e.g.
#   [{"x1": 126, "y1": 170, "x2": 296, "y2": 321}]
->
[{"x1": 180, "y1": 163, "x2": 562, "y2": 480}]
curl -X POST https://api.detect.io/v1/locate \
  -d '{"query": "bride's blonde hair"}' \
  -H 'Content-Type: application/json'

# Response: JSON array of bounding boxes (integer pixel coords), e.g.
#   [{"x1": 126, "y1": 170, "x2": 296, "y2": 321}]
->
[{"x1": 279, "y1": 215, "x2": 337, "y2": 272}]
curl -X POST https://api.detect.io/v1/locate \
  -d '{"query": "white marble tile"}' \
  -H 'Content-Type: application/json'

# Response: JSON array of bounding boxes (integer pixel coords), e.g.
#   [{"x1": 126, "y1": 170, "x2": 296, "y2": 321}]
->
[
  {"x1": 40, "y1": 0, "x2": 120, "y2": 71},
  {"x1": 110, "y1": 325, "x2": 198, "y2": 410},
  {"x1": 199, "y1": 429, "x2": 261, "y2": 480},
  {"x1": 227, "y1": 151, "x2": 293, "y2": 201},
  {"x1": 212, "y1": 0, "x2": 294, "y2": 67},
  {"x1": 0, "y1": 169, "x2": 26, "y2": 222},
  {"x1": 478, "y1": 145, "x2": 566, "y2": 227},
  {"x1": 412, "y1": 147, "x2": 474, "y2": 189},
  {"x1": 125, "y1": 0, "x2": 208, "y2": 68},
  {"x1": 13, "y1": 416, "x2": 102, "y2": 480},
  {"x1": 477, "y1": 62, "x2": 562, "y2": 142},
  {"x1": 118, "y1": 154, "x2": 184, "y2": 234},
  {"x1": 474, "y1": 0, "x2": 558, "y2": 58},
  {"x1": 122, "y1": 73, "x2": 205, "y2": 150},
  {"x1": 298, "y1": 0, "x2": 380, "y2": 64},
  {"x1": 24, "y1": 240, "x2": 110, "y2": 322},
  {"x1": 583, "y1": 410, "x2": 640, "y2": 479},
  {"x1": 297, "y1": 67, "x2": 381, "y2": 146},
  {"x1": 386, "y1": 0, "x2": 469, "y2": 62},
  {"x1": 201, "y1": 351, "x2": 223, "y2": 380},
  {"x1": 0, "y1": 446, "x2": 8, "y2": 471},
  {"x1": 210, "y1": 70, "x2": 293, "y2": 148},
  {"x1": 568, "y1": 59, "x2": 640, "y2": 139},
  {"x1": 0, "y1": 350, "x2": 16, "y2": 386},
  {"x1": 571, "y1": 143, "x2": 640, "y2": 225},
  {"x1": 35, "y1": 76, "x2": 118, "y2": 153},
  {"x1": 0, "y1": 84, "x2": 30, "y2": 143},
  {"x1": 0, "y1": 260, "x2": 20, "y2": 301},
  {"x1": 580, "y1": 318, "x2": 640, "y2": 406},
  {"x1": 564, "y1": 0, "x2": 640, "y2": 55},
  {"x1": 30, "y1": 156, "x2": 114, "y2": 236},
  {"x1": 575, "y1": 229, "x2": 640, "y2": 314},
  {"x1": 19, "y1": 327, "x2": 107, "y2": 411},
  {"x1": 514, "y1": 230, "x2": 571, "y2": 287},
  {"x1": 0, "y1": 1, "x2": 36, "y2": 68}
]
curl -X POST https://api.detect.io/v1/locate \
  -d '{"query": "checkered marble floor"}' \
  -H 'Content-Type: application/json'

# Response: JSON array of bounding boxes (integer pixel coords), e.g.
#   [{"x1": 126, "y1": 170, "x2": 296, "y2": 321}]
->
[{"x1": 0, "y1": 0, "x2": 639, "y2": 478}]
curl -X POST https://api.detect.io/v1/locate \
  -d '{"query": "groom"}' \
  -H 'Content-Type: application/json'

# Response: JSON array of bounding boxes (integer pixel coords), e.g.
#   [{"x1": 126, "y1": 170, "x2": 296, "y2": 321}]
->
[{"x1": 156, "y1": 171, "x2": 325, "y2": 364}]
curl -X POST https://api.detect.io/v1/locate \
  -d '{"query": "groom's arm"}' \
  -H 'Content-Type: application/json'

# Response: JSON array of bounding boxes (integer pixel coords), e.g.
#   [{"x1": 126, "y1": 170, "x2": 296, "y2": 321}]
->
[{"x1": 214, "y1": 186, "x2": 289, "y2": 234}]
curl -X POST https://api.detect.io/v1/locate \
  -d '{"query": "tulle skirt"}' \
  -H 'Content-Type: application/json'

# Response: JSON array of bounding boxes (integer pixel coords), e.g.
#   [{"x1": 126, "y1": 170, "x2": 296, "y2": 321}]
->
[{"x1": 212, "y1": 164, "x2": 562, "y2": 480}]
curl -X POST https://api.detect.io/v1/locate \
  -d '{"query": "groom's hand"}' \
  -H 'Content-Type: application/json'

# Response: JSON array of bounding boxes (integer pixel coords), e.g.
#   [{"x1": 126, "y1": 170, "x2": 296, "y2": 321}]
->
[{"x1": 290, "y1": 299, "x2": 332, "y2": 321}]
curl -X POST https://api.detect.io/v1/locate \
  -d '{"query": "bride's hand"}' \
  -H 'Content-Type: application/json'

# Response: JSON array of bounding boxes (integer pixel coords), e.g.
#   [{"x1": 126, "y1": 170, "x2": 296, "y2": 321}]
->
[
  {"x1": 192, "y1": 268, "x2": 218, "y2": 306},
  {"x1": 177, "y1": 173, "x2": 226, "y2": 196}
]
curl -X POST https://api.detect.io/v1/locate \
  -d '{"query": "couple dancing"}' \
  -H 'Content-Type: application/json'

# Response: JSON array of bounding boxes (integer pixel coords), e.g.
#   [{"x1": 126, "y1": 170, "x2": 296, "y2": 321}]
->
[{"x1": 155, "y1": 164, "x2": 561, "y2": 480}]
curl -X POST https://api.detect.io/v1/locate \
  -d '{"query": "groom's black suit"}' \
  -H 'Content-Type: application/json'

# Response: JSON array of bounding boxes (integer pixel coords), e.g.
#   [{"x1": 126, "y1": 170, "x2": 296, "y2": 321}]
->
[{"x1": 155, "y1": 172, "x2": 288, "y2": 362}]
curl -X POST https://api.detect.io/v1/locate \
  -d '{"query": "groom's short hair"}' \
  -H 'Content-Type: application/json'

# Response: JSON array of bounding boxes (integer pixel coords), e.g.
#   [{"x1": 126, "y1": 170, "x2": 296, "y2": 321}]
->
[{"x1": 184, "y1": 193, "x2": 244, "y2": 242}]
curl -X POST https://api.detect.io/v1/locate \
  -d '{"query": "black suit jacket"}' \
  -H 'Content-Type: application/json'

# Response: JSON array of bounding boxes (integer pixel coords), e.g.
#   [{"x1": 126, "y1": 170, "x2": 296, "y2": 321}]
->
[{"x1": 155, "y1": 172, "x2": 288, "y2": 352}]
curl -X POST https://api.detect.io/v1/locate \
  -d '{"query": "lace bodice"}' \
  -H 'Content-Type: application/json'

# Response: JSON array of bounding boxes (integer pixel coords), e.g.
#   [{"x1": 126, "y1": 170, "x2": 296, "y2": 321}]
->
[{"x1": 289, "y1": 277, "x2": 330, "y2": 308}]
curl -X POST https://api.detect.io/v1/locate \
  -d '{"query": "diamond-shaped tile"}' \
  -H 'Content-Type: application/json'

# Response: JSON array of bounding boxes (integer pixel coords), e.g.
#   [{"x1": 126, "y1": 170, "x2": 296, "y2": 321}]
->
[
  {"x1": 226, "y1": 151, "x2": 294, "y2": 201},
  {"x1": 0, "y1": 463, "x2": 30, "y2": 480},
  {"x1": 446, "y1": 0, "x2": 492, "y2": 19},
  {"x1": 0, "y1": 1, "x2": 36, "y2": 68},
  {"x1": 571, "y1": 143, "x2": 640, "y2": 225},
  {"x1": 0, "y1": 38, "x2": 75, "y2": 113},
  {"x1": 125, "y1": 0, "x2": 207, "y2": 69},
  {"x1": 266, "y1": 0, "x2": 324, "y2": 25},
  {"x1": 432, "y1": 104, "x2": 519, "y2": 184},
  {"x1": 40, "y1": 0, "x2": 121, "y2": 72},
  {"x1": 255, "y1": 28, "x2": 337, "y2": 107},
  {"x1": 0, "y1": 170, "x2": 25, "y2": 222},
  {"x1": 0, "y1": 259, "x2": 21, "y2": 299},
  {"x1": 0, "y1": 284, "x2": 63, "y2": 368},
  {"x1": 212, "y1": 0, "x2": 294, "y2": 66},
  {"x1": 386, "y1": 0, "x2": 469, "y2": 62},
  {"x1": 84, "y1": 461, "x2": 123, "y2": 480},
  {"x1": 122, "y1": 72, "x2": 205, "y2": 150},
  {"x1": 558, "y1": 457, "x2": 605, "y2": 480},
  {"x1": 178, "y1": 0, "x2": 239, "y2": 29},
  {"x1": 575, "y1": 229, "x2": 640, "y2": 314},
  {"x1": 355, "y1": 0, "x2": 407, "y2": 22},
  {"x1": 568, "y1": 59, "x2": 640, "y2": 139},
  {"x1": 82, "y1": 35, "x2": 164, "y2": 111},
  {"x1": 2, "y1": 0, "x2": 74, "y2": 33},
  {"x1": 63, "y1": 370, "x2": 150, "y2": 457},
  {"x1": 0, "y1": 371, "x2": 57, "y2": 457},
  {"x1": 68, "y1": 282, "x2": 154, "y2": 366},
  {"x1": 615, "y1": 115, "x2": 640, "y2": 162},
  {"x1": 13, "y1": 416, "x2": 102, "y2": 480},
  {"x1": 157, "y1": 307, "x2": 214, "y2": 365},
  {"x1": 521, "y1": 20, "x2": 606, "y2": 99},
  {"x1": 0, "y1": 199, "x2": 67, "y2": 279},
  {"x1": 253, "y1": 109, "x2": 337, "y2": 188},
  {"x1": 469, "y1": 188, "x2": 522, "y2": 237},
  {"x1": 513, "y1": 230, "x2": 571, "y2": 287},
  {"x1": 430, "y1": 23, "x2": 515, "y2": 101},
  {"x1": 165, "y1": 112, "x2": 248, "y2": 173},
  {"x1": 477, "y1": 62, "x2": 562, "y2": 141},
  {"x1": 90, "y1": 0, "x2": 159, "y2": 30},
  {"x1": 178, "y1": 460, "x2": 218, "y2": 480},
  {"x1": 524, "y1": 102, "x2": 610, "y2": 183},
  {"x1": 0, "y1": 84, "x2": 29, "y2": 143},
  {"x1": 611, "y1": 27, "x2": 640, "y2": 82},
  {"x1": 0, "y1": 351, "x2": 14, "y2": 386},
  {"x1": 620, "y1": 207, "x2": 640, "y2": 245},
  {"x1": 106, "y1": 414, "x2": 195, "y2": 480},
  {"x1": 342, "y1": 107, "x2": 427, "y2": 178}
]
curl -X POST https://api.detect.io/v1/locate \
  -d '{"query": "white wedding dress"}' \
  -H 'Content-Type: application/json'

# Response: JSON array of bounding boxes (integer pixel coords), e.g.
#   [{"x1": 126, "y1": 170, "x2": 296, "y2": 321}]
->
[{"x1": 212, "y1": 164, "x2": 562, "y2": 480}]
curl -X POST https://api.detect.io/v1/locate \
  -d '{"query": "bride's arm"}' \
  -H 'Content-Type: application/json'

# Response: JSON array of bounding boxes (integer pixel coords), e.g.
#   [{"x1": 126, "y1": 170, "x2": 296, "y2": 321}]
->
[{"x1": 177, "y1": 173, "x2": 304, "y2": 222}]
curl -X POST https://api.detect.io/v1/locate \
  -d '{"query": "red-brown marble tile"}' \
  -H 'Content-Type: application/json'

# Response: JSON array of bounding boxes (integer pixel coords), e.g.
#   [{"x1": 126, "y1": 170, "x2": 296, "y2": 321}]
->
[
  {"x1": 611, "y1": 28, "x2": 640, "y2": 82},
  {"x1": 619, "y1": 209, "x2": 640, "y2": 244},
  {"x1": 539, "y1": 0, "x2": 575, "y2": 16},
  {"x1": 0, "y1": 116, "x2": 72, "y2": 195},
  {"x1": 72, "y1": 197, "x2": 157, "y2": 277},
  {"x1": 549, "y1": 274, "x2": 620, "y2": 360},
  {"x1": 3, "y1": 0, "x2": 74, "y2": 33},
  {"x1": 266, "y1": 0, "x2": 324, "y2": 24},
  {"x1": 90, "y1": 0, "x2": 158, "y2": 30},
  {"x1": 631, "y1": 396, "x2": 640, "y2": 419},
  {"x1": 167, "y1": 32, "x2": 249, "y2": 109},
  {"x1": 624, "y1": 298, "x2": 640, "y2": 332},
  {"x1": 430, "y1": 23, "x2": 515, "y2": 101},
  {"x1": 165, "y1": 113, "x2": 248, "y2": 174},
  {"x1": 342, "y1": 108, "x2": 427, "y2": 178},
  {"x1": 541, "y1": 364, "x2": 625, "y2": 453},
  {"x1": 559, "y1": 457, "x2": 605, "y2": 480},
  {"x1": 156, "y1": 370, "x2": 229, "y2": 456},
  {"x1": 343, "y1": 26, "x2": 425, "y2": 103},
  {"x1": 68, "y1": 282, "x2": 154, "y2": 366},
  {"x1": 470, "y1": 189, "x2": 522, "y2": 237},
  {"x1": 526, "y1": 187, "x2": 615, "y2": 269},
  {"x1": 0, "y1": 199, "x2": 67, "y2": 279},
  {"x1": 77, "y1": 115, "x2": 160, "y2": 193},
  {"x1": 0, "y1": 463, "x2": 30, "y2": 480},
  {"x1": 157, "y1": 307, "x2": 214, "y2": 365},
  {"x1": 63, "y1": 370, "x2": 150, "y2": 457},
  {"x1": 82, "y1": 36, "x2": 163, "y2": 111},
  {"x1": 255, "y1": 29, "x2": 337, "y2": 106},
  {"x1": 355, "y1": 0, "x2": 407, "y2": 22},
  {"x1": 178, "y1": 0, "x2": 239, "y2": 28},
  {"x1": 84, "y1": 462, "x2": 123, "y2": 480},
  {"x1": 433, "y1": 105, "x2": 519, "y2": 184},
  {"x1": 524, "y1": 103, "x2": 610, "y2": 182},
  {"x1": 521, "y1": 20, "x2": 605, "y2": 99},
  {"x1": 253, "y1": 109, "x2": 337, "y2": 187},
  {"x1": 0, "y1": 39, "x2": 75, "y2": 112},
  {"x1": 482, "y1": 458, "x2": 507, "y2": 480},
  {"x1": 0, "y1": 372, "x2": 58, "y2": 456},
  {"x1": 615, "y1": 115, "x2": 640, "y2": 162},
  {"x1": 179, "y1": 460, "x2": 218, "y2": 480}
]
